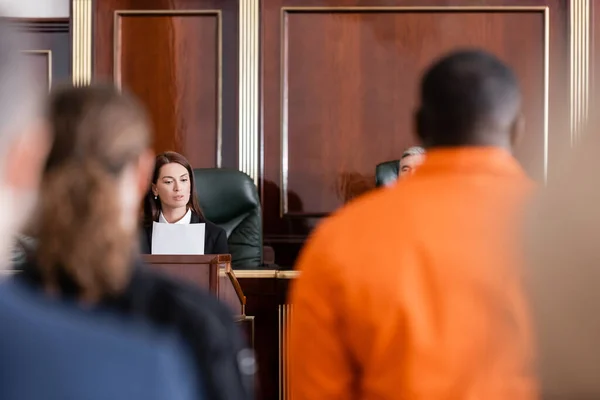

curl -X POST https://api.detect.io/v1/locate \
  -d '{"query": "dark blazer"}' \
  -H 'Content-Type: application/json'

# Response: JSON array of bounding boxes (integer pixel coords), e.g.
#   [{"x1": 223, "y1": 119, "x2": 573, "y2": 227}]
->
[{"x1": 140, "y1": 212, "x2": 229, "y2": 255}]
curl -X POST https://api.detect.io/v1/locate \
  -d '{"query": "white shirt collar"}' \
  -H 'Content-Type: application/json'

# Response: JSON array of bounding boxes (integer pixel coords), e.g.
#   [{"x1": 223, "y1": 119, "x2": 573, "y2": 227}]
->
[{"x1": 159, "y1": 208, "x2": 192, "y2": 224}]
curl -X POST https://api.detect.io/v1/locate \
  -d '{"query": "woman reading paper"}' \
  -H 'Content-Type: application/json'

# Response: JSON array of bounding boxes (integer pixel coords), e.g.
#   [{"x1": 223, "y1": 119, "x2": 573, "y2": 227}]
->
[{"x1": 141, "y1": 151, "x2": 228, "y2": 255}]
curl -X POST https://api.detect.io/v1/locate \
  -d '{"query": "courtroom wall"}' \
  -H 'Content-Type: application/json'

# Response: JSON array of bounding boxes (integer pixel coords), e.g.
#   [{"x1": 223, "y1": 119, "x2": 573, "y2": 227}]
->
[
  {"x1": 75, "y1": 1, "x2": 596, "y2": 399},
  {"x1": 1, "y1": 0, "x2": 71, "y2": 90},
  {"x1": 81, "y1": 0, "x2": 594, "y2": 268}
]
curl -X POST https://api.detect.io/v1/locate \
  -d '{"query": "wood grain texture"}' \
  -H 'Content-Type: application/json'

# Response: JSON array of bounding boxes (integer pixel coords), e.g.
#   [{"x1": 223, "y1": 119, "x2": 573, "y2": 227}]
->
[
  {"x1": 93, "y1": 0, "x2": 239, "y2": 169},
  {"x1": 116, "y1": 11, "x2": 220, "y2": 168},
  {"x1": 141, "y1": 254, "x2": 244, "y2": 314},
  {"x1": 284, "y1": 9, "x2": 545, "y2": 214},
  {"x1": 262, "y1": 0, "x2": 568, "y2": 263},
  {"x1": 240, "y1": 276, "x2": 290, "y2": 400}
]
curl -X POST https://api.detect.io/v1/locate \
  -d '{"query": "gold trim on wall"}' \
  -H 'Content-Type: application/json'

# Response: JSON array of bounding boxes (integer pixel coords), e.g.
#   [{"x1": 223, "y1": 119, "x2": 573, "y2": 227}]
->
[
  {"x1": 72, "y1": 0, "x2": 92, "y2": 86},
  {"x1": 21, "y1": 50, "x2": 52, "y2": 91},
  {"x1": 235, "y1": 315, "x2": 256, "y2": 348},
  {"x1": 234, "y1": 270, "x2": 300, "y2": 279},
  {"x1": 278, "y1": 304, "x2": 292, "y2": 400},
  {"x1": 279, "y1": 6, "x2": 551, "y2": 214},
  {"x1": 239, "y1": 0, "x2": 260, "y2": 184},
  {"x1": 112, "y1": 10, "x2": 223, "y2": 167},
  {"x1": 543, "y1": 8, "x2": 550, "y2": 180},
  {"x1": 570, "y1": 0, "x2": 591, "y2": 145}
]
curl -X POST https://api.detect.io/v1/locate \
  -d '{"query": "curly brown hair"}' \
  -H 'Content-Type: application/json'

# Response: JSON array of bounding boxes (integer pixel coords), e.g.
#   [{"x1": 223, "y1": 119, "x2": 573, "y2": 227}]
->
[{"x1": 35, "y1": 84, "x2": 151, "y2": 302}]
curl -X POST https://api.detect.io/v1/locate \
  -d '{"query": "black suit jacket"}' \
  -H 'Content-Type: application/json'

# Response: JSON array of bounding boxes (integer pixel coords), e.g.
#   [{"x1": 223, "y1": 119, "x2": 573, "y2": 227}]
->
[{"x1": 140, "y1": 212, "x2": 229, "y2": 255}]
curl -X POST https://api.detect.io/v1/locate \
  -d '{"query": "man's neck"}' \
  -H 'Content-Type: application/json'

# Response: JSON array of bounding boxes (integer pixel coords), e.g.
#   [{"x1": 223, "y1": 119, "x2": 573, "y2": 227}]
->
[
  {"x1": 428, "y1": 139, "x2": 512, "y2": 152},
  {"x1": 161, "y1": 206, "x2": 188, "y2": 223}
]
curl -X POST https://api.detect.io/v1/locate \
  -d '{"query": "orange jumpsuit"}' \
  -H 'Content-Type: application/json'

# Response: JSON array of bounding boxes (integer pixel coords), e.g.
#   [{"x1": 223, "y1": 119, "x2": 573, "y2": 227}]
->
[{"x1": 289, "y1": 148, "x2": 537, "y2": 400}]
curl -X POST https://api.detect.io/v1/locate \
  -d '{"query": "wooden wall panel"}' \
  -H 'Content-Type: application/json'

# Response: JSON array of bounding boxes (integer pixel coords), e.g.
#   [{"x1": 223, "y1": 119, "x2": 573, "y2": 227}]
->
[
  {"x1": 115, "y1": 12, "x2": 221, "y2": 168},
  {"x1": 283, "y1": 9, "x2": 545, "y2": 215},
  {"x1": 7, "y1": 18, "x2": 71, "y2": 91},
  {"x1": 93, "y1": 0, "x2": 239, "y2": 169},
  {"x1": 262, "y1": 0, "x2": 568, "y2": 266},
  {"x1": 22, "y1": 51, "x2": 51, "y2": 91}
]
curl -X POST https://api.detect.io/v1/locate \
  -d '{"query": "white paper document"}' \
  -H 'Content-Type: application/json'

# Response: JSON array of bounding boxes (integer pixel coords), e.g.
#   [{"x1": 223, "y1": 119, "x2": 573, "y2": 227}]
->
[{"x1": 151, "y1": 222, "x2": 205, "y2": 255}]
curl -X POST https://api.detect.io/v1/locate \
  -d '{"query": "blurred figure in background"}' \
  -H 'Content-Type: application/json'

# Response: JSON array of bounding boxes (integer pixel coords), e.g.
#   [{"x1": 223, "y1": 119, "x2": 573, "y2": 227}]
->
[
  {"x1": 399, "y1": 145, "x2": 426, "y2": 178},
  {"x1": 289, "y1": 49, "x2": 536, "y2": 400},
  {"x1": 375, "y1": 146, "x2": 426, "y2": 188},
  {"x1": 0, "y1": 17, "x2": 196, "y2": 400},
  {"x1": 526, "y1": 120, "x2": 600, "y2": 398},
  {"x1": 0, "y1": 19, "x2": 49, "y2": 265},
  {"x1": 1, "y1": 85, "x2": 253, "y2": 400}
]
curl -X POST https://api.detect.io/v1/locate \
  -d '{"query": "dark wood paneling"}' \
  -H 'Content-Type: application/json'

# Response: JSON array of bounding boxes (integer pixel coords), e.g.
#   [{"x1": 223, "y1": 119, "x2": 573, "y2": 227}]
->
[
  {"x1": 240, "y1": 276, "x2": 292, "y2": 400},
  {"x1": 116, "y1": 12, "x2": 220, "y2": 168},
  {"x1": 262, "y1": 0, "x2": 568, "y2": 266},
  {"x1": 5, "y1": 18, "x2": 71, "y2": 90},
  {"x1": 93, "y1": 0, "x2": 238, "y2": 168}
]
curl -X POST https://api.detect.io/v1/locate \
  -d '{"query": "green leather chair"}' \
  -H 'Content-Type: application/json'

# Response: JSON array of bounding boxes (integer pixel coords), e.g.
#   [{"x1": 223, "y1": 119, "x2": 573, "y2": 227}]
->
[
  {"x1": 375, "y1": 160, "x2": 400, "y2": 187},
  {"x1": 11, "y1": 170, "x2": 272, "y2": 270},
  {"x1": 193, "y1": 168, "x2": 272, "y2": 269}
]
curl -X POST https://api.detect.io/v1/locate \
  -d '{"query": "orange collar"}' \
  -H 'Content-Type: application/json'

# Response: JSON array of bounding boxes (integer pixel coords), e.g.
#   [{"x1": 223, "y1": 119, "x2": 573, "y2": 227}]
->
[{"x1": 415, "y1": 147, "x2": 528, "y2": 180}]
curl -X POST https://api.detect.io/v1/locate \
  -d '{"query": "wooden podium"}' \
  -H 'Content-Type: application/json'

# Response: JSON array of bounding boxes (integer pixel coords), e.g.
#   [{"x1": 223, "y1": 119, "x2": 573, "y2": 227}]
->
[{"x1": 141, "y1": 254, "x2": 246, "y2": 317}]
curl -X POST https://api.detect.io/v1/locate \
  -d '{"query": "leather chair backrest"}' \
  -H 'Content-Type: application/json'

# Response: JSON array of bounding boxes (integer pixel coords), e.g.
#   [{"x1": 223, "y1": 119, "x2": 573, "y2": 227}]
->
[
  {"x1": 375, "y1": 160, "x2": 400, "y2": 187},
  {"x1": 193, "y1": 169, "x2": 262, "y2": 269}
]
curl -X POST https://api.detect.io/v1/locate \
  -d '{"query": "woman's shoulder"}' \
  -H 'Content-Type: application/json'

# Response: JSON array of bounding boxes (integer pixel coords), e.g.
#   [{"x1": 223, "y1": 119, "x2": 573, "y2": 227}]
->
[{"x1": 205, "y1": 220, "x2": 226, "y2": 236}]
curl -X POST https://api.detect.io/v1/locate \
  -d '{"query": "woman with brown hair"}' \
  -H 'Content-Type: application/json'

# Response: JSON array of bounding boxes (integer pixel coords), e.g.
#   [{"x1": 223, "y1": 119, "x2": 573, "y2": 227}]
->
[
  {"x1": 16, "y1": 85, "x2": 253, "y2": 400},
  {"x1": 141, "y1": 151, "x2": 228, "y2": 255}
]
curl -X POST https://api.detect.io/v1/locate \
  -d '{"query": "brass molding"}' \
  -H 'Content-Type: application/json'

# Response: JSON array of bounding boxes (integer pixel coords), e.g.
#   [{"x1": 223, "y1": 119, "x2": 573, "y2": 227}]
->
[
  {"x1": 21, "y1": 50, "x2": 52, "y2": 91},
  {"x1": 570, "y1": 0, "x2": 591, "y2": 145},
  {"x1": 278, "y1": 304, "x2": 292, "y2": 400},
  {"x1": 277, "y1": 270, "x2": 299, "y2": 279},
  {"x1": 282, "y1": 6, "x2": 548, "y2": 11},
  {"x1": 233, "y1": 269, "x2": 300, "y2": 279},
  {"x1": 234, "y1": 269, "x2": 278, "y2": 278},
  {"x1": 112, "y1": 9, "x2": 223, "y2": 167},
  {"x1": 72, "y1": 0, "x2": 92, "y2": 86},
  {"x1": 235, "y1": 315, "x2": 256, "y2": 348},
  {"x1": 239, "y1": 0, "x2": 260, "y2": 184},
  {"x1": 280, "y1": 6, "x2": 551, "y2": 211}
]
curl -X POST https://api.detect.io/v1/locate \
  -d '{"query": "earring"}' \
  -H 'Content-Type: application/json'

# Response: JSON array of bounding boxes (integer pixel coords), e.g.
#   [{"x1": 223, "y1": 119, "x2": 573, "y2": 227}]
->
[{"x1": 154, "y1": 195, "x2": 158, "y2": 200}]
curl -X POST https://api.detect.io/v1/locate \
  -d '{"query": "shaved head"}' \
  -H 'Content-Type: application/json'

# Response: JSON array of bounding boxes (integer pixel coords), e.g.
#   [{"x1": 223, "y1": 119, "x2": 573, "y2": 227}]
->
[{"x1": 416, "y1": 49, "x2": 522, "y2": 149}]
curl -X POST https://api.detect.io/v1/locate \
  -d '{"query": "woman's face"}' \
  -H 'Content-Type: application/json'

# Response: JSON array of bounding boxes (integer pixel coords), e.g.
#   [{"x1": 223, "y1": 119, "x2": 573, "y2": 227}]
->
[{"x1": 152, "y1": 162, "x2": 191, "y2": 210}]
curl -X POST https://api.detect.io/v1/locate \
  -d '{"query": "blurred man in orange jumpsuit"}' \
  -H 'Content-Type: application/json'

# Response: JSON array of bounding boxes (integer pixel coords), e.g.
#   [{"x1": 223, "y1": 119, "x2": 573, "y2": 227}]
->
[{"x1": 289, "y1": 49, "x2": 536, "y2": 400}]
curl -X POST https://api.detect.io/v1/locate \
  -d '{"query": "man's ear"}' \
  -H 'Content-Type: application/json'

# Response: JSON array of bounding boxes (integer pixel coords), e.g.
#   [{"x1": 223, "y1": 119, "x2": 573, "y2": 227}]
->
[
  {"x1": 3, "y1": 121, "x2": 50, "y2": 191},
  {"x1": 510, "y1": 114, "x2": 526, "y2": 149},
  {"x1": 136, "y1": 148, "x2": 155, "y2": 199}
]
